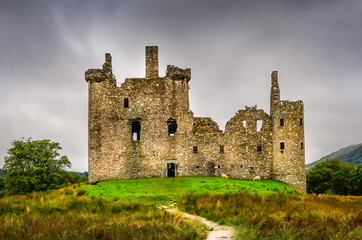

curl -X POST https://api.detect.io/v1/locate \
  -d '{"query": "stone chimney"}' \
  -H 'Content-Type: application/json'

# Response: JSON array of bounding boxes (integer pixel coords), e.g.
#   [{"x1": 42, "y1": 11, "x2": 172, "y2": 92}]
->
[
  {"x1": 270, "y1": 71, "x2": 280, "y2": 115},
  {"x1": 146, "y1": 46, "x2": 159, "y2": 78}
]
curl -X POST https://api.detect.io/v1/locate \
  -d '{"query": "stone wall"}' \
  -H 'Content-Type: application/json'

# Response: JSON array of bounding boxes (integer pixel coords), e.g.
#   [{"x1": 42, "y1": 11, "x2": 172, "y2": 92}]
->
[{"x1": 221, "y1": 106, "x2": 273, "y2": 179}]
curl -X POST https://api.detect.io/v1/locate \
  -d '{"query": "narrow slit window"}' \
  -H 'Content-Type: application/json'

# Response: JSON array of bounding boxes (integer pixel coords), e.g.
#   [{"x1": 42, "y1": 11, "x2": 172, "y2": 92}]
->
[
  {"x1": 220, "y1": 145, "x2": 224, "y2": 153},
  {"x1": 242, "y1": 120, "x2": 247, "y2": 128},
  {"x1": 301, "y1": 142, "x2": 304, "y2": 150},
  {"x1": 280, "y1": 118, "x2": 284, "y2": 127},
  {"x1": 300, "y1": 118, "x2": 303, "y2": 127},
  {"x1": 167, "y1": 118, "x2": 177, "y2": 136},
  {"x1": 257, "y1": 144, "x2": 262, "y2": 152},
  {"x1": 132, "y1": 121, "x2": 141, "y2": 141},
  {"x1": 124, "y1": 98, "x2": 129, "y2": 108},
  {"x1": 193, "y1": 146, "x2": 198, "y2": 153}
]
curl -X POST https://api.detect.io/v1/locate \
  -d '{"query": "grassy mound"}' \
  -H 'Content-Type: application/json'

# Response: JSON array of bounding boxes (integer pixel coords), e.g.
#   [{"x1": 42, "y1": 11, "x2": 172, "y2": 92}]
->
[{"x1": 85, "y1": 177, "x2": 297, "y2": 205}]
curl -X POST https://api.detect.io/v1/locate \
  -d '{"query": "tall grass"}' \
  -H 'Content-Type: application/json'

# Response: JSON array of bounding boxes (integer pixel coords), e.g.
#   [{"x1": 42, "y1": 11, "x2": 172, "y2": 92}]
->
[
  {"x1": 179, "y1": 192, "x2": 362, "y2": 240},
  {"x1": 0, "y1": 185, "x2": 207, "y2": 240}
]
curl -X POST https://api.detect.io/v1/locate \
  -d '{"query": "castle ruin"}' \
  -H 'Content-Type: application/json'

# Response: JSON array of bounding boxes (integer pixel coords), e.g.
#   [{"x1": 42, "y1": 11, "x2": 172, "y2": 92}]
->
[{"x1": 85, "y1": 46, "x2": 306, "y2": 192}]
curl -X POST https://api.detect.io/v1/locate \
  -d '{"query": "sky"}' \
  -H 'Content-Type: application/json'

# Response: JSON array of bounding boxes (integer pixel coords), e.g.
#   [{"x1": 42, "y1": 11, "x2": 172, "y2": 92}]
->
[{"x1": 1, "y1": 0, "x2": 362, "y2": 171}]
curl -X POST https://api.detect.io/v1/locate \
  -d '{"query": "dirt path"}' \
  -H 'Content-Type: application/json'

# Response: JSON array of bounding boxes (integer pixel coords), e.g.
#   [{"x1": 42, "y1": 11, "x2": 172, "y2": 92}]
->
[{"x1": 159, "y1": 205, "x2": 235, "y2": 240}]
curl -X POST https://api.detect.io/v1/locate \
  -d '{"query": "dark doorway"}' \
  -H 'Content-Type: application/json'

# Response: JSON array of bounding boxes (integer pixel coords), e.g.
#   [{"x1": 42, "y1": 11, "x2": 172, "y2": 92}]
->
[
  {"x1": 207, "y1": 162, "x2": 215, "y2": 176},
  {"x1": 167, "y1": 163, "x2": 175, "y2": 177}
]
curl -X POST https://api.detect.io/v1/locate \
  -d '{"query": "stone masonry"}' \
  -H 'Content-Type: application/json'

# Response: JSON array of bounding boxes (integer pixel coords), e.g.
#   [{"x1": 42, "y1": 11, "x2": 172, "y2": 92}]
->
[{"x1": 85, "y1": 46, "x2": 306, "y2": 192}]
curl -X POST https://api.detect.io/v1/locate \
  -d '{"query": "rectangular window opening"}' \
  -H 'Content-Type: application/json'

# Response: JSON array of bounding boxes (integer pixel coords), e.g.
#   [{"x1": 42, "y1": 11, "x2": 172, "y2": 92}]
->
[
  {"x1": 220, "y1": 145, "x2": 224, "y2": 153},
  {"x1": 124, "y1": 98, "x2": 129, "y2": 108},
  {"x1": 280, "y1": 118, "x2": 284, "y2": 127},
  {"x1": 249, "y1": 167, "x2": 254, "y2": 173},
  {"x1": 301, "y1": 142, "x2": 304, "y2": 150},
  {"x1": 257, "y1": 120, "x2": 263, "y2": 132},
  {"x1": 300, "y1": 118, "x2": 303, "y2": 127},
  {"x1": 242, "y1": 120, "x2": 247, "y2": 128},
  {"x1": 280, "y1": 142, "x2": 285, "y2": 152},
  {"x1": 193, "y1": 146, "x2": 198, "y2": 153},
  {"x1": 257, "y1": 144, "x2": 262, "y2": 152}
]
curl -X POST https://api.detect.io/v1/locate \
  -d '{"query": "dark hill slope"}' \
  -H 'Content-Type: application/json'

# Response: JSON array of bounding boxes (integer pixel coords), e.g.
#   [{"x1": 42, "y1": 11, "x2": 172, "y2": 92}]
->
[{"x1": 306, "y1": 143, "x2": 362, "y2": 171}]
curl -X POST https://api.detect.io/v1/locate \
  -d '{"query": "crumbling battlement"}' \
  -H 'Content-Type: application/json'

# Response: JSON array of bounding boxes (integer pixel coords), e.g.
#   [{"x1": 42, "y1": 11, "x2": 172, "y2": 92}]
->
[
  {"x1": 86, "y1": 46, "x2": 306, "y2": 192},
  {"x1": 193, "y1": 117, "x2": 223, "y2": 134},
  {"x1": 166, "y1": 65, "x2": 191, "y2": 81}
]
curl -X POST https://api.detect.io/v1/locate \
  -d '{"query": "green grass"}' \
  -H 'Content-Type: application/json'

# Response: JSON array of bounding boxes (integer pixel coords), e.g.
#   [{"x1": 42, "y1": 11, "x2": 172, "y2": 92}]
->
[
  {"x1": 0, "y1": 185, "x2": 208, "y2": 240},
  {"x1": 85, "y1": 177, "x2": 298, "y2": 205}
]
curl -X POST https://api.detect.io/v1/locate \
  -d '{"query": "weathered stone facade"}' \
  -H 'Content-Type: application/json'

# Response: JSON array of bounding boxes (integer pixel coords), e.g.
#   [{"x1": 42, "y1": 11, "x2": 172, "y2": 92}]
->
[{"x1": 85, "y1": 46, "x2": 306, "y2": 192}]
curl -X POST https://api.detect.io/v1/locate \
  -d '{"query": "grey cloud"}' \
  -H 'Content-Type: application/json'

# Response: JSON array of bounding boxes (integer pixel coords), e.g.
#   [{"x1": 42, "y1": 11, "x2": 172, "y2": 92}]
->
[{"x1": 1, "y1": 0, "x2": 362, "y2": 171}]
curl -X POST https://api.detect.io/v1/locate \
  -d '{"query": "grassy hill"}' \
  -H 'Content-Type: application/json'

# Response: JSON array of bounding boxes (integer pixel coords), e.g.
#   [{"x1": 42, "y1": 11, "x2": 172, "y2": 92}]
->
[
  {"x1": 306, "y1": 143, "x2": 362, "y2": 171},
  {"x1": 84, "y1": 177, "x2": 297, "y2": 205}
]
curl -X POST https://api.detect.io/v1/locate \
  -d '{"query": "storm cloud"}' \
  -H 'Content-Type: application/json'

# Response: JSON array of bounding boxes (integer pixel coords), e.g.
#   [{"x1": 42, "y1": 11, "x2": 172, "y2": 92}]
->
[{"x1": 1, "y1": 0, "x2": 362, "y2": 171}]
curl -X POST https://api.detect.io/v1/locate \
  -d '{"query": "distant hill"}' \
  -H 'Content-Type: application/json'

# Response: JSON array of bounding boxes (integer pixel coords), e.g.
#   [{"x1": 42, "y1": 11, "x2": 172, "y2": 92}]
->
[{"x1": 306, "y1": 143, "x2": 362, "y2": 171}]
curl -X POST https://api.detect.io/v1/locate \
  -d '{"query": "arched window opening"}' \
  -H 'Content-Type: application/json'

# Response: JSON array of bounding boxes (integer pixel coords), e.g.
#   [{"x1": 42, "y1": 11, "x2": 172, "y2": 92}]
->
[
  {"x1": 167, "y1": 118, "x2": 177, "y2": 136},
  {"x1": 280, "y1": 118, "x2": 285, "y2": 127},
  {"x1": 132, "y1": 121, "x2": 141, "y2": 141}
]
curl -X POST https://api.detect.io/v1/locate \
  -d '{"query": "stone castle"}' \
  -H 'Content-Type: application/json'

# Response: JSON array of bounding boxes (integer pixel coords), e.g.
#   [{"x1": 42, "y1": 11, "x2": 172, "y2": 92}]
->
[{"x1": 85, "y1": 46, "x2": 306, "y2": 192}]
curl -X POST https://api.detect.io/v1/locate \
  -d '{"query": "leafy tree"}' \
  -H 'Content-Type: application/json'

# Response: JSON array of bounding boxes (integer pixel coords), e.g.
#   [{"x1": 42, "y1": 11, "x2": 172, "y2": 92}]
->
[
  {"x1": 0, "y1": 169, "x2": 6, "y2": 178},
  {"x1": 307, "y1": 159, "x2": 361, "y2": 195},
  {"x1": 351, "y1": 165, "x2": 362, "y2": 195},
  {"x1": 0, "y1": 178, "x2": 4, "y2": 190},
  {"x1": 331, "y1": 166, "x2": 354, "y2": 195},
  {"x1": 3, "y1": 138, "x2": 71, "y2": 195},
  {"x1": 307, "y1": 167, "x2": 334, "y2": 194}
]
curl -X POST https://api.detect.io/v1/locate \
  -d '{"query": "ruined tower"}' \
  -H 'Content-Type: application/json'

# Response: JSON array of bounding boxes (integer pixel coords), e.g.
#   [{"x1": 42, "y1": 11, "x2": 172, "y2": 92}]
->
[
  {"x1": 85, "y1": 47, "x2": 306, "y2": 192},
  {"x1": 270, "y1": 71, "x2": 306, "y2": 192}
]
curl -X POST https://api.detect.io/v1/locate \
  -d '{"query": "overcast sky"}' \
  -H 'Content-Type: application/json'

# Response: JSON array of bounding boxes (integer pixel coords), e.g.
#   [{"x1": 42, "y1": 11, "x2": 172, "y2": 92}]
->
[{"x1": 1, "y1": 0, "x2": 362, "y2": 171}]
